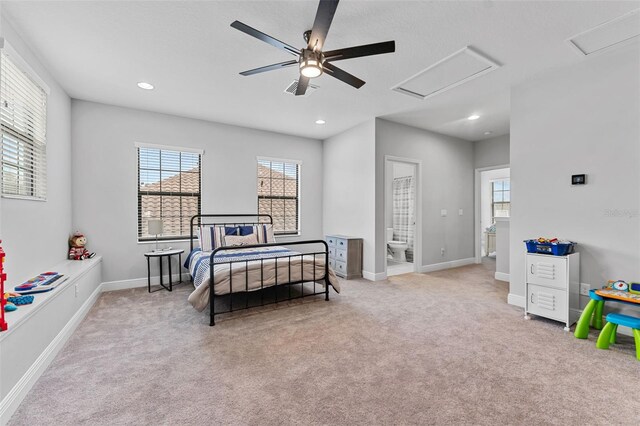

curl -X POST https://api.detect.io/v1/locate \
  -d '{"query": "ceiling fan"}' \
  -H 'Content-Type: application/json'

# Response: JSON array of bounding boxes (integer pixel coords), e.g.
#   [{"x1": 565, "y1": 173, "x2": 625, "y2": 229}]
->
[{"x1": 231, "y1": 0, "x2": 395, "y2": 96}]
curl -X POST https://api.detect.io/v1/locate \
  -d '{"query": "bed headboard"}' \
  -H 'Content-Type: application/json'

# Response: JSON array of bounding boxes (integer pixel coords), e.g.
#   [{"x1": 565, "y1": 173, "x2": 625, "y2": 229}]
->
[{"x1": 189, "y1": 214, "x2": 273, "y2": 252}]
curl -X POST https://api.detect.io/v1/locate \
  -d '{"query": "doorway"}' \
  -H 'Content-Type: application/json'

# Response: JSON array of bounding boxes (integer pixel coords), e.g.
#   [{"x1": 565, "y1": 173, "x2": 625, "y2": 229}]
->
[
  {"x1": 385, "y1": 157, "x2": 420, "y2": 277},
  {"x1": 475, "y1": 166, "x2": 510, "y2": 271}
]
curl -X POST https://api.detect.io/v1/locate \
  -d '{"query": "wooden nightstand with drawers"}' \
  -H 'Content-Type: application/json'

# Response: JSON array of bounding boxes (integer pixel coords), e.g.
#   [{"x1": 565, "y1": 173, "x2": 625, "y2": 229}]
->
[{"x1": 325, "y1": 235, "x2": 363, "y2": 280}]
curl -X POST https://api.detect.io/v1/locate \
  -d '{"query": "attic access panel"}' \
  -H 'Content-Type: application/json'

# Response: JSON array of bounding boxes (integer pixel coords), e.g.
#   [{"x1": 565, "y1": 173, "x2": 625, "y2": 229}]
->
[
  {"x1": 567, "y1": 9, "x2": 640, "y2": 56},
  {"x1": 392, "y1": 46, "x2": 499, "y2": 100}
]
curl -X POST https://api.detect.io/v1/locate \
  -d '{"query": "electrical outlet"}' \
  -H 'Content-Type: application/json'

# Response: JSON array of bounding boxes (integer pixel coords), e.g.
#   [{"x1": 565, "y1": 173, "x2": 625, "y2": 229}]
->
[
  {"x1": 580, "y1": 283, "x2": 590, "y2": 296},
  {"x1": 440, "y1": 209, "x2": 447, "y2": 217},
  {"x1": 441, "y1": 248, "x2": 445, "y2": 256},
  {"x1": 75, "y1": 283, "x2": 79, "y2": 297},
  {"x1": 458, "y1": 209, "x2": 463, "y2": 216}
]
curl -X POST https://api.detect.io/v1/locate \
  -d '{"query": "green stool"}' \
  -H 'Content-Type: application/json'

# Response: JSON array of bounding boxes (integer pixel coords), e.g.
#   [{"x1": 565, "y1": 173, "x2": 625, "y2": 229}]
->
[{"x1": 596, "y1": 313, "x2": 640, "y2": 361}]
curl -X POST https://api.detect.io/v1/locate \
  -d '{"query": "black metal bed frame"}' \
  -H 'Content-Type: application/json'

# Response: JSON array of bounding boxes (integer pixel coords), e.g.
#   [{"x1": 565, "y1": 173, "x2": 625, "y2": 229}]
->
[{"x1": 189, "y1": 214, "x2": 330, "y2": 326}]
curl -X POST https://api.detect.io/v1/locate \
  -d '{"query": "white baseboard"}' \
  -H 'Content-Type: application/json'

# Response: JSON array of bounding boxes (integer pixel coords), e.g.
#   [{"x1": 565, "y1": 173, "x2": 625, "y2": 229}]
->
[
  {"x1": 508, "y1": 293, "x2": 526, "y2": 307},
  {"x1": 101, "y1": 277, "x2": 148, "y2": 292},
  {"x1": 101, "y1": 273, "x2": 185, "y2": 292},
  {"x1": 362, "y1": 270, "x2": 387, "y2": 281},
  {"x1": 494, "y1": 272, "x2": 510, "y2": 282},
  {"x1": 420, "y1": 257, "x2": 476, "y2": 273},
  {"x1": 0, "y1": 283, "x2": 102, "y2": 425}
]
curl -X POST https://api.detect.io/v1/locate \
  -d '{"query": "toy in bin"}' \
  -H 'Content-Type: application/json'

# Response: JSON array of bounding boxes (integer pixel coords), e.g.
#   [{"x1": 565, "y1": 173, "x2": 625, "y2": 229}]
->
[{"x1": 524, "y1": 237, "x2": 576, "y2": 256}]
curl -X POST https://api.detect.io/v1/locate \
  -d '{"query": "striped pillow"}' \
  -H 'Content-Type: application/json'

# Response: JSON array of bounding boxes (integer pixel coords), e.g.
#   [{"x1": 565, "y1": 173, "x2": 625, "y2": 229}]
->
[{"x1": 198, "y1": 226, "x2": 239, "y2": 251}]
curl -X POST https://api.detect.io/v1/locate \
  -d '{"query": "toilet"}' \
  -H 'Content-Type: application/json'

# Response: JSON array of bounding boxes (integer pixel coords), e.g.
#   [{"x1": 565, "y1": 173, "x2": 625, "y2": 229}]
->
[{"x1": 387, "y1": 228, "x2": 408, "y2": 262}]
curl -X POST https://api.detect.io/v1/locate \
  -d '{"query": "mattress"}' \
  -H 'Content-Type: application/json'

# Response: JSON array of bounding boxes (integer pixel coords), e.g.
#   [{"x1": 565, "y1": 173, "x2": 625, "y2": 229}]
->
[{"x1": 185, "y1": 246, "x2": 340, "y2": 312}]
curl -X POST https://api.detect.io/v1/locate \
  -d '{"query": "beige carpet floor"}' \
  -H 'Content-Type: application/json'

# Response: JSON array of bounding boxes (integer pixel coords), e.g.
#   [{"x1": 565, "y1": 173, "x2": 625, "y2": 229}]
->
[{"x1": 9, "y1": 264, "x2": 640, "y2": 425}]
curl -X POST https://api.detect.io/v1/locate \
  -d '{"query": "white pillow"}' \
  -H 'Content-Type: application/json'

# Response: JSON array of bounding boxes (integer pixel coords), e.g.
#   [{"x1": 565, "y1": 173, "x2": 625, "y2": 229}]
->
[{"x1": 224, "y1": 233, "x2": 259, "y2": 247}]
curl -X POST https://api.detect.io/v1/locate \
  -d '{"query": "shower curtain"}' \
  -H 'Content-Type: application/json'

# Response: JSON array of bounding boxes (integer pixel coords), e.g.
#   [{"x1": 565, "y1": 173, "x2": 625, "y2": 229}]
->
[{"x1": 392, "y1": 176, "x2": 415, "y2": 262}]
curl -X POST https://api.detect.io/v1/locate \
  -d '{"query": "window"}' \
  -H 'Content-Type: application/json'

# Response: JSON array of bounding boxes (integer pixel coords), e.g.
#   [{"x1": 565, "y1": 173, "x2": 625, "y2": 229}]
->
[
  {"x1": 137, "y1": 145, "x2": 202, "y2": 241},
  {"x1": 1, "y1": 50, "x2": 48, "y2": 200},
  {"x1": 491, "y1": 178, "x2": 510, "y2": 222},
  {"x1": 257, "y1": 158, "x2": 300, "y2": 235}
]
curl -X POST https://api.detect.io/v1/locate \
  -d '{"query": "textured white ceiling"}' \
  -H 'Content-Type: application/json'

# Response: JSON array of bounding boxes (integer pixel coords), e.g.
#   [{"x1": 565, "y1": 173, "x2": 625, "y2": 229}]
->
[{"x1": 2, "y1": 1, "x2": 638, "y2": 141}]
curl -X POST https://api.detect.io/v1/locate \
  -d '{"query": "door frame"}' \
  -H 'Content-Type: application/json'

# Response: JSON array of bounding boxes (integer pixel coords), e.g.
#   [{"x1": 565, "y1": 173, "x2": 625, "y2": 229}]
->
[
  {"x1": 474, "y1": 164, "x2": 510, "y2": 263},
  {"x1": 384, "y1": 156, "x2": 422, "y2": 276}
]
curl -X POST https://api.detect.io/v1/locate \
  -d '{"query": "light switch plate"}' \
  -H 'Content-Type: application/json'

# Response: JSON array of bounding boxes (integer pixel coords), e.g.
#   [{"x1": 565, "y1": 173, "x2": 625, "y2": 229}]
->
[
  {"x1": 580, "y1": 283, "x2": 590, "y2": 296},
  {"x1": 440, "y1": 209, "x2": 447, "y2": 217}
]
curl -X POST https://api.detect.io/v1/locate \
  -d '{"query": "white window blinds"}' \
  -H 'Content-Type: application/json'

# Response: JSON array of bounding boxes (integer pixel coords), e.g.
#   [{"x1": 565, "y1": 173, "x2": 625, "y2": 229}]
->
[
  {"x1": 1, "y1": 50, "x2": 48, "y2": 200},
  {"x1": 257, "y1": 158, "x2": 300, "y2": 234},
  {"x1": 138, "y1": 146, "x2": 202, "y2": 241}
]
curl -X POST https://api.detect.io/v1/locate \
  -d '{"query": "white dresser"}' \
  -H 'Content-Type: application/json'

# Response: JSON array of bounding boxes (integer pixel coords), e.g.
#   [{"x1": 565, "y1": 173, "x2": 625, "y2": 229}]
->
[
  {"x1": 524, "y1": 252, "x2": 580, "y2": 331},
  {"x1": 326, "y1": 235, "x2": 363, "y2": 279}
]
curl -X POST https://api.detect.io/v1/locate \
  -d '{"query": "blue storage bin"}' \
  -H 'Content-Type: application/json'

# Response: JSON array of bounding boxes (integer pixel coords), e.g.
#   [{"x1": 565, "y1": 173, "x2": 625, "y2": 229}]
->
[{"x1": 524, "y1": 240, "x2": 576, "y2": 256}]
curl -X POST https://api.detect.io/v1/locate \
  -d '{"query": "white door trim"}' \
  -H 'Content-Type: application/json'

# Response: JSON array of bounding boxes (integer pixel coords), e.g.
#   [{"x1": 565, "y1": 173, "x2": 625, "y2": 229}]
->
[
  {"x1": 384, "y1": 156, "x2": 422, "y2": 276},
  {"x1": 474, "y1": 164, "x2": 510, "y2": 264}
]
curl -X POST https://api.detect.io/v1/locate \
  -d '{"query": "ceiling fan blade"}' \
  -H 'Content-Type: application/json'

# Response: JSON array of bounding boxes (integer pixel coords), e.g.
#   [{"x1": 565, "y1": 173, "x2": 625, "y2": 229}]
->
[
  {"x1": 231, "y1": 21, "x2": 300, "y2": 56},
  {"x1": 240, "y1": 60, "x2": 298, "y2": 76},
  {"x1": 307, "y1": 0, "x2": 340, "y2": 51},
  {"x1": 323, "y1": 62, "x2": 365, "y2": 89},
  {"x1": 324, "y1": 40, "x2": 396, "y2": 62},
  {"x1": 295, "y1": 76, "x2": 310, "y2": 96}
]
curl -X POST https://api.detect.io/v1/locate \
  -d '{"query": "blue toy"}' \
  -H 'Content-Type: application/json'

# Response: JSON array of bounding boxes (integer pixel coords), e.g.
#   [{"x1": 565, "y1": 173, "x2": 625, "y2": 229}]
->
[{"x1": 7, "y1": 295, "x2": 34, "y2": 305}]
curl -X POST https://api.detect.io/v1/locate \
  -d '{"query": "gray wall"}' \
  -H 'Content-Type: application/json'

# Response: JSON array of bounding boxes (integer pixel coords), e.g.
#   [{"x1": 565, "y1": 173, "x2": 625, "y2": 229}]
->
[
  {"x1": 473, "y1": 134, "x2": 510, "y2": 169},
  {"x1": 71, "y1": 100, "x2": 323, "y2": 283},
  {"x1": 509, "y1": 43, "x2": 639, "y2": 308},
  {"x1": 0, "y1": 17, "x2": 72, "y2": 283},
  {"x1": 375, "y1": 119, "x2": 475, "y2": 274},
  {"x1": 495, "y1": 219, "x2": 509, "y2": 276},
  {"x1": 322, "y1": 120, "x2": 376, "y2": 275}
]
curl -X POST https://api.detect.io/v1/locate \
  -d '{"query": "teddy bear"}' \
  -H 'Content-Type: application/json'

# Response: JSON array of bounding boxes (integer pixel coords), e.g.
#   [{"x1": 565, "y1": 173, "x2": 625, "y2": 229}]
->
[{"x1": 68, "y1": 232, "x2": 95, "y2": 260}]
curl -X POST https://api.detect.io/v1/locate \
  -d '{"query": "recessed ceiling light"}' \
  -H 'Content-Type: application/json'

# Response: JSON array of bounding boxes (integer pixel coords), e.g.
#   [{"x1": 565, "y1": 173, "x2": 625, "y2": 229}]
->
[
  {"x1": 315, "y1": 119, "x2": 326, "y2": 125},
  {"x1": 137, "y1": 82, "x2": 154, "y2": 90},
  {"x1": 484, "y1": 131, "x2": 493, "y2": 135},
  {"x1": 467, "y1": 114, "x2": 480, "y2": 120}
]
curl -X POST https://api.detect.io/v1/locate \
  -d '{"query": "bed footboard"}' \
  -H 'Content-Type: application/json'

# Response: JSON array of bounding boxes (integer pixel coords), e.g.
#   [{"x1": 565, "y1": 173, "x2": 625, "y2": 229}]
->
[{"x1": 208, "y1": 240, "x2": 330, "y2": 326}]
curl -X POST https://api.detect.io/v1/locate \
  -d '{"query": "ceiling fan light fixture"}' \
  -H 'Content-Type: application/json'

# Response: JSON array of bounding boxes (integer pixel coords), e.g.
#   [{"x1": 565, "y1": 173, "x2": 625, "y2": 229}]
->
[
  {"x1": 299, "y1": 56, "x2": 323, "y2": 78},
  {"x1": 299, "y1": 49, "x2": 324, "y2": 78},
  {"x1": 231, "y1": 1, "x2": 396, "y2": 96}
]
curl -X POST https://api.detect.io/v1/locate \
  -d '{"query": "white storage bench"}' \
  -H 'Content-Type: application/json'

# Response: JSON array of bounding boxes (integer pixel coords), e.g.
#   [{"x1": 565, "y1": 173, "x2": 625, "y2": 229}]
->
[{"x1": 0, "y1": 256, "x2": 102, "y2": 424}]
